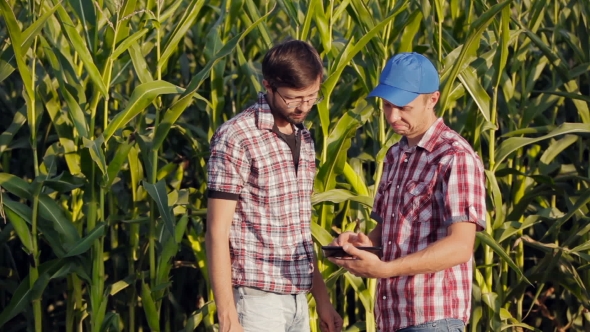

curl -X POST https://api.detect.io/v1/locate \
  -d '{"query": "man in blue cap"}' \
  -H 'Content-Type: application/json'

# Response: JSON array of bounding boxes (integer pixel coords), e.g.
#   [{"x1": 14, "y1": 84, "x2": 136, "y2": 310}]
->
[{"x1": 328, "y1": 52, "x2": 487, "y2": 331}]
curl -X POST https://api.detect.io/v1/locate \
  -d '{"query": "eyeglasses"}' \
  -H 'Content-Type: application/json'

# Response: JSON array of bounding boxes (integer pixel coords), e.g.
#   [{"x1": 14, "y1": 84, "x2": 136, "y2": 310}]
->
[{"x1": 273, "y1": 88, "x2": 324, "y2": 109}]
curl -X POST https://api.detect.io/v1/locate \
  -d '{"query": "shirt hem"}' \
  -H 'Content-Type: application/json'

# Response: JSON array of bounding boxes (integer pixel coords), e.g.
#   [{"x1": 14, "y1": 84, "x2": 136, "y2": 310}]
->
[{"x1": 207, "y1": 189, "x2": 239, "y2": 200}]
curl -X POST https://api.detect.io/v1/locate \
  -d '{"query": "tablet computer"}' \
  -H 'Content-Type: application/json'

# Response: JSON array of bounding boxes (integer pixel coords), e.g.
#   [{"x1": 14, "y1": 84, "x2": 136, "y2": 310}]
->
[{"x1": 321, "y1": 245, "x2": 382, "y2": 258}]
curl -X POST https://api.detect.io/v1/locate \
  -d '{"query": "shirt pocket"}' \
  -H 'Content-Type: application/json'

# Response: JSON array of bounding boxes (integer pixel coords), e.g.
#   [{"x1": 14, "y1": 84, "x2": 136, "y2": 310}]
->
[
  {"x1": 249, "y1": 141, "x2": 292, "y2": 195},
  {"x1": 401, "y1": 180, "x2": 433, "y2": 222}
]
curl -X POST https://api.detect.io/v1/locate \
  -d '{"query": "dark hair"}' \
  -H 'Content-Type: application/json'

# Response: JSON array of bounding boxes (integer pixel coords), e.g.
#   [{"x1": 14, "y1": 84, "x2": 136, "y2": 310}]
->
[{"x1": 262, "y1": 40, "x2": 323, "y2": 90}]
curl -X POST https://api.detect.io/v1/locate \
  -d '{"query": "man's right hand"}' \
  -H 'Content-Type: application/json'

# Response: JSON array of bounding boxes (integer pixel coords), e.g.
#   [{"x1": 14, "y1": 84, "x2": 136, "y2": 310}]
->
[
  {"x1": 218, "y1": 313, "x2": 244, "y2": 332},
  {"x1": 331, "y1": 231, "x2": 373, "y2": 247}
]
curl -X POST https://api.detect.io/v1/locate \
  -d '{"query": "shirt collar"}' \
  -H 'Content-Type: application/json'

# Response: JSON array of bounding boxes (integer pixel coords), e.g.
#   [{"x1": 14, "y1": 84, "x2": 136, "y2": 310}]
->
[{"x1": 255, "y1": 92, "x2": 275, "y2": 131}]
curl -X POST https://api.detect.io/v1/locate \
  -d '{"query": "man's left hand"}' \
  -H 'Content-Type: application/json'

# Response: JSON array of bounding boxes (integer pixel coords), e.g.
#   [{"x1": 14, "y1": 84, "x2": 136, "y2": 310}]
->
[{"x1": 316, "y1": 304, "x2": 343, "y2": 332}]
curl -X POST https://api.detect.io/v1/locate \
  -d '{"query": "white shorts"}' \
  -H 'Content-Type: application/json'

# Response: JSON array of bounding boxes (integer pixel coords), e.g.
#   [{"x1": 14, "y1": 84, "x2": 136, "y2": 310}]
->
[{"x1": 232, "y1": 287, "x2": 310, "y2": 332}]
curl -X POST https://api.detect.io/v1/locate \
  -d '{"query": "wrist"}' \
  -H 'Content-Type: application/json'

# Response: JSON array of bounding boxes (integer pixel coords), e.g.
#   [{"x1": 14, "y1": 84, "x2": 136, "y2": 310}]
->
[
  {"x1": 311, "y1": 284, "x2": 331, "y2": 304},
  {"x1": 216, "y1": 303, "x2": 238, "y2": 320}
]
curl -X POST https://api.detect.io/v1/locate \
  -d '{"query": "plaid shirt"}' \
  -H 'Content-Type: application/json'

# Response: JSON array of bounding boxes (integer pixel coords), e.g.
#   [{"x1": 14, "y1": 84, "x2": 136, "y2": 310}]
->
[
  {"x1": 372, "y1": 119, "x2": 486, "y2": 331},
  {"x1": 207, "y1": 93, "x2": 316, "y2": 294}
]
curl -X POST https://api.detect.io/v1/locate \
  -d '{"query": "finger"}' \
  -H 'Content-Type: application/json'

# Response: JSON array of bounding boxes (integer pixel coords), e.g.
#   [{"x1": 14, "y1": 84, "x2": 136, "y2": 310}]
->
[
  {"x1": 349, "y1": 233, "x2": 364, "y2": 246},
  {"x1": 332, "y1": 315, "x2": 341, "y2": 332},
  {"x1": 335, "y1": 232, "x2": 351, "y2": 246},
  {"x1": 328, "y1": 235, "x2": 342, "y2": 246},
  {"x1": 327, "y1": 257, "x2": 344, "y2": 266},
  {"x1": 342, "y1": 244, "x2": 364, "y2": 258},
  {"x1": 328, "y1": 257, "x2": 354, "y2": 267},
  {"x1": 337, "y1": 231, "x2": 360, "y2": 246},
  {"x1": 335, "y1": 318, "x2": 343, "y2": 331},
  {"x1": 325, "y1": 320, "x2": 335, "y2": 332},
  {"x1": 357, "y1": 232, "x2": 372, "y2": 246}
]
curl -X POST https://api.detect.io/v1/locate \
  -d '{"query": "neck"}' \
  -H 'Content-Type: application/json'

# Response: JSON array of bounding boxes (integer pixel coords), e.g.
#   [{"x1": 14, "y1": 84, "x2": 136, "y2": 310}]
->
[
  {"x1": 406, "y1": 136, "x2": 420, "y2": 147},
  {"x1": 407, "y1": 116, "x2": 438, "y2": 147},
  {"x1": 273, "y1": 115, "x2": 293, "y2": 134}
]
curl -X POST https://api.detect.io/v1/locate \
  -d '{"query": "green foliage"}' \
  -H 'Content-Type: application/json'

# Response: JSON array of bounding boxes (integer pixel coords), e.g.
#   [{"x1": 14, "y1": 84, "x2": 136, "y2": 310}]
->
[{"x1": 0, "y1": 0, "x2": 589, "y2": 331}]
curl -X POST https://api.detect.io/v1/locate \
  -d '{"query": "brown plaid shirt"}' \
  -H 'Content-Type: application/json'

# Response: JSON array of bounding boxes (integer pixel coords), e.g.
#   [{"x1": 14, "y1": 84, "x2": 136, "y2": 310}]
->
[{"x1": 207, "y1": 93, "x2": 316, "y2": 294}]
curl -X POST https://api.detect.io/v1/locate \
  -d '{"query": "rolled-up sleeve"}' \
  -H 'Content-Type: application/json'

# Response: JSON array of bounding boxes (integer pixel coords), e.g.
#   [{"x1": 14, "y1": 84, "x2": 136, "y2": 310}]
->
[
  {"x1": 442, "y1": 152, "x2": 487, "y2": 230},
  {"x1": 207, "y1": 131, "x2": 250, "y2": 197}
]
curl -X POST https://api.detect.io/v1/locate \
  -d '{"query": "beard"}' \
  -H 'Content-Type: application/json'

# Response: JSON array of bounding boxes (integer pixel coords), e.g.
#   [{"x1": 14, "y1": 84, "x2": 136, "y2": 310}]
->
[{"x1": 268, "y1": 94, "x2": 309, "y2": 125}]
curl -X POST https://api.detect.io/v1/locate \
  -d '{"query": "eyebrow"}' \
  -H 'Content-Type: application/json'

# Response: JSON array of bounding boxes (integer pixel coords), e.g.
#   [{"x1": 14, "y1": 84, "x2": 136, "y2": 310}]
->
[
  {"x1": 283, "y1": 90, "x2": 321, "y2": 98},
  {"x1": 384, "y1": 101, "x2": 411, "y2": 109}
]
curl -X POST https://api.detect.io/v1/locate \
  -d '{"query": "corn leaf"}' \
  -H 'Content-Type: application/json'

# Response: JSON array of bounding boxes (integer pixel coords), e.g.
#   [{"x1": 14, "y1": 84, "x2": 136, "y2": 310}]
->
[
  {"x1": 103, "y1": 81, "x2": 184, "y2": 142},
  {"x1": 143, "y1": 180, "x2": 174, "y2": 237},
  {"x1": 141, "y1": 282, "x2": 160, "y2": 331},
  {"x1": 64, "y1": 222, "x2": 107, "y2": 257},
  {"x1": 476, "y1": 231, "x2": 530, "y2": 284},
  {"x1": 53, "y1": 3, "x2": 108, "y2": 96},
  {"x1": 494, "y1": 123, "x2": 590, "y2": 170}
]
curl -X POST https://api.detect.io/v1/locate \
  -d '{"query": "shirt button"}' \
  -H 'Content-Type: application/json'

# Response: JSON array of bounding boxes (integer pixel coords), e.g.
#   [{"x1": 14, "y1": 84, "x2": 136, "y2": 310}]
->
[
  {"x1": 396, "y1": 185, "x2": 400, "y2": 188},
  {"x1": 383, "y1": 296, "x2": 387, "y2": 300},
  {"x1": 388, "y1": 241, "x2": 392, "y2": 245},
  {"x1": 404, "y1": 159, "x2": 408, "y2": 162}
]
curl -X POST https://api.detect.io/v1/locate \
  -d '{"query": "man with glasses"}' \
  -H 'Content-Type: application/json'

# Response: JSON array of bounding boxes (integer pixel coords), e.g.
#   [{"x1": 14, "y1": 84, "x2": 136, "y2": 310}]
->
[{"x1": 206, "y1": 40, "x2": 342, "y2": 332}]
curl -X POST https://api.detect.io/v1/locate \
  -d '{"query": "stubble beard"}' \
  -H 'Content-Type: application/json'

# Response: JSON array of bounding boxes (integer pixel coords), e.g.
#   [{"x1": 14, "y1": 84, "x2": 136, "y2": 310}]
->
[
  {"x1": 269, "y1": 94, "x2": 308, "y2": 125},
  {"x1": 285, "y1": 111, "x2": 307, "y2": 125}
]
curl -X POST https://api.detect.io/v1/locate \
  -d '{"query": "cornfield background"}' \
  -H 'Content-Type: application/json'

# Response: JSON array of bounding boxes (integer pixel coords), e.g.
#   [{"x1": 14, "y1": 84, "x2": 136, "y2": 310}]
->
[{"x1": 0, "y1": 0, "x2": 589, "y2": 331}]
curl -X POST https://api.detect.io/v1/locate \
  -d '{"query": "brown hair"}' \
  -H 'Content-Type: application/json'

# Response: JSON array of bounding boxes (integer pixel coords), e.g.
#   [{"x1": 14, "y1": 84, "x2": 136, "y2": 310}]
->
[{"x1": 262, "y1": 40, "x2": 323, "y2": 90}]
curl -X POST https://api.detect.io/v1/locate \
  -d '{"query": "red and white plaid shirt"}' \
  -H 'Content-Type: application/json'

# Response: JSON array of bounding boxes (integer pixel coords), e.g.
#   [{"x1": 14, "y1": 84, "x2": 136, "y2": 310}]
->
[
  {"x1": 372, "y1": 118, "x2": 486, "y2": 331},
  {"x1": 207, "y1": 93, "x2": 316, "y2": 294}
]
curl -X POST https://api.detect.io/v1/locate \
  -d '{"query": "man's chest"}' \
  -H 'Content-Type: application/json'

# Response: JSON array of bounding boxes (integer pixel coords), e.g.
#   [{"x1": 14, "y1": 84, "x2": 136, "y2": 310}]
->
[
  {"x1": 244, "y1": 132, "x2": 315, "y2": 193},
  {"x1": 378, "y1": 150, "x2": 447, "y2": 255}
]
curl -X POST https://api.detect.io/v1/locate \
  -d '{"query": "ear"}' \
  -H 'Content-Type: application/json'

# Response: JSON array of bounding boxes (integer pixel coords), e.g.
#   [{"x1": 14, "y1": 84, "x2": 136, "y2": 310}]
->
[
  {"x1": 428, "y1": 91, "x2": 441, "y2": 108},
  {"x1": 262, "y1": 79, "x2": 272, "y2": 92}
]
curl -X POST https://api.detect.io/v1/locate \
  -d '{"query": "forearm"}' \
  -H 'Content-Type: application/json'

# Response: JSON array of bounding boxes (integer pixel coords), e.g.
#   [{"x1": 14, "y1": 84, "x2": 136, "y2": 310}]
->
[
  {"x1": 383, "y1": 223, "x2": 475, "y2": 277},
  {"x1": 310, "y1": 256, "x2": 331, "y2": 305},
  {"x1": 311, "y1": 254, "x2": 343, "y2": 331},
  {"x1": 205, "y1": 231, "x2": 237, "y2": 319},
  {"x1": 205, "y1": 198, "x2": 239, "y2": 324}
]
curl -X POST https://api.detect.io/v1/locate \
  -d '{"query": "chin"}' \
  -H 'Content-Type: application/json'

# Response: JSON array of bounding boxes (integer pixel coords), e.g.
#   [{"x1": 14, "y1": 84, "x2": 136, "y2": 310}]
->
[{"x1": 288, "y1": 117, "x2": 306, "y2": 125}]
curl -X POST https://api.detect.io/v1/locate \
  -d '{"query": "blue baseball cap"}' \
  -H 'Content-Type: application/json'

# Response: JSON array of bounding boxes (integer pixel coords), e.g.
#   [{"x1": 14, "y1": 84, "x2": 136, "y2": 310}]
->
[{"x1": 368, "y1": 52, "x2": 439, "y2": 106}]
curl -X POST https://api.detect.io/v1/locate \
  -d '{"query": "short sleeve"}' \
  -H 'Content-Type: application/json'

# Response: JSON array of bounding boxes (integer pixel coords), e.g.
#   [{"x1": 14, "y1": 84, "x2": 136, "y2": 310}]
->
[
  {"x1": 442, "y1": 152, "x2": 487, "y2": 230},
  {"x1": 207, "y1": 131, "x2": 251, "y2": 195}
]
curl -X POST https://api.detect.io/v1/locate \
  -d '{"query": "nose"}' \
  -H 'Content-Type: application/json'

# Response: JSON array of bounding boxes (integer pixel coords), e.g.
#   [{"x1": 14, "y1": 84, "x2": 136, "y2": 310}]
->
[
  {"x1": 296, "y1": 100, "x2": 314, "y2": 112},
  {"x1": 384, "y1": 107, "x2": 401, "y2": 123}
]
